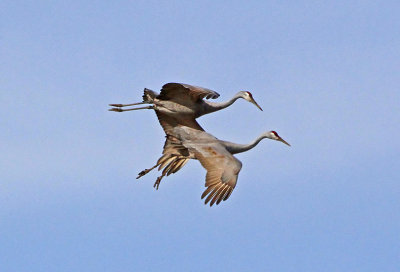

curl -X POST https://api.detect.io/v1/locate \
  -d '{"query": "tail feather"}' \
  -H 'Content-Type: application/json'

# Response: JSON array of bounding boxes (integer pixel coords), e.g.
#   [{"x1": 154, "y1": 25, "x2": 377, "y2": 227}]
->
[{"x1": 143, "y1": 88, "x2": 157, "y2": 103}]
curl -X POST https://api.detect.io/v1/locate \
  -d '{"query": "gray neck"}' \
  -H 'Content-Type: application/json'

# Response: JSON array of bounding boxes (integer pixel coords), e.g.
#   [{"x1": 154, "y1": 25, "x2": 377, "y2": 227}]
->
[
  {"x1": 201, "y1": 93, "x2": 242, "y2": 115},
  {"x1": 220, "y1": 134, "x2": 267, "y2": 154}
]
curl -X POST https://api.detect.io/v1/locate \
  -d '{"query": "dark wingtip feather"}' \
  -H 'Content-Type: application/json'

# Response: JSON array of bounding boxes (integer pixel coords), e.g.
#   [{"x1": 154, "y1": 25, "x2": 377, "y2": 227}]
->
[
  {"x1": 205, "y1": 185, "x2": 223, "y2": 205},
  {"x1": 216, "y1": 186, "x2": 229, "y2": 205},
  {"x1": 201, "y1": 185, "x2": 215, "y2": 199},
  {"x1": 223, "y1": 188, "x2": 233, "y2": 201}
]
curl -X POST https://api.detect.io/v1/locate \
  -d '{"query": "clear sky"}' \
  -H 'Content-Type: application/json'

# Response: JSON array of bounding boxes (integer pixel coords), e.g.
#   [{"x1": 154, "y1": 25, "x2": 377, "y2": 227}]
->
[{"x1": 1, "y1": 1, "x2": 399, "y2": 271}]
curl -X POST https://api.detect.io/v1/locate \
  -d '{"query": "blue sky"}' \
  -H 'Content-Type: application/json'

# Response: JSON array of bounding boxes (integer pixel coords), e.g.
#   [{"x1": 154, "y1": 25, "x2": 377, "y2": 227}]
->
[{"x1": 1, "y1": 1, "x2": 399, "y2": 271}]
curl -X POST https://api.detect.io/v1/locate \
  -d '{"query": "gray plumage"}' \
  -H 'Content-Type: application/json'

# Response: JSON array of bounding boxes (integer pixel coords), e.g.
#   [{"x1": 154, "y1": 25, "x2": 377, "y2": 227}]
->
[
  {"x1": 109, "y1": 82, "x2": 263, "y2": 124},
  {"x1": 109, "y1": 82, "x2": 288, "y2": 206},
  {"x1": 137, "y1": 126, "x2": 290, "y2": 206}
]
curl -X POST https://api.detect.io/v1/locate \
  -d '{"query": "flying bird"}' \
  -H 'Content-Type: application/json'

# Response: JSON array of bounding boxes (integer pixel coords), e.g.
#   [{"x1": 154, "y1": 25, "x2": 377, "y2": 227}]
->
[
  {"x1": 109, "y1": 83, "x2": 263, "y2": 124},
  {"x1": 109, "y1": 82, "x2": 264, "y2": 187},
  {"x1": 139, "y1": 126, "x2": 290, "y2": 206},
  {"x1": 109, "y1": 82, "x2": 288, "y2": 206}
]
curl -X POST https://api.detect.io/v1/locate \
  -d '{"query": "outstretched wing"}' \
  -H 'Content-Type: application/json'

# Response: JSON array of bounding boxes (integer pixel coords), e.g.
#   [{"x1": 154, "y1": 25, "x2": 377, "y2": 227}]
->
[
  {"x1": 157, "y1": 133, "x2": 189, "y2": 174},
  {"x1": 151, "y1": 111, "x2": 195, "y2": 178},
  {"x1": 155, "y1": 110, "x2": 204, "y2": 136},
  {"x1": 158, "y1": 83, "x2": 220, "y2": 103},
  {"x1": 186, "y1": 140, "x2": 242, "y2": 206},
  {"x1": 137, "y1": 98, "x2": 205, "y2": 183}
]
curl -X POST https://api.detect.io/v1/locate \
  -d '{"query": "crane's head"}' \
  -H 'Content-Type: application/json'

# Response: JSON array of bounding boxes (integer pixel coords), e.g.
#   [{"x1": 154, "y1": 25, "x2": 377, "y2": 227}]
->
[
  {"x1": 239, "y1": 91, "x2": 263, "y2": 111},
  {"x1": 264, "y1": 131, "x2": 291, "y2": 146}
]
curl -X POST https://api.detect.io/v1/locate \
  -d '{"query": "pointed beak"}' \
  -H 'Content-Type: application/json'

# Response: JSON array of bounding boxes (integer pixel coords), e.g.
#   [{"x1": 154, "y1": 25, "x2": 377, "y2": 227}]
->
[
  {"x1": 278, "y1": 137, "x2": 291, "y2": 146},
  {"x1": 250, "y1": 98, "x2": 263, "y2": 111}
]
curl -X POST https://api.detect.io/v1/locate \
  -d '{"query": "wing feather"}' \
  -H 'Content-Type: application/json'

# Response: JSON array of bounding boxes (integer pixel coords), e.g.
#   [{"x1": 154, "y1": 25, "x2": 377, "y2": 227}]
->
[
  {"x1": 167, "y1": 158, "x2": 183, "y2": 175},
  {"x1": 159, "y1": 83, "x2": 220, "y2": 103},
  {"x1": 155, "y1": 111, "x2": 203, "y2": 136},
  {"x1": 158, "y1": 156, "x2": 176, "y2": 170},
  {"x1": 205, "y1": 184, "x2": 223, "y2": 205},
  {"x1": 216, "y1": 186, "x2": 230, "y2": 205},
  {"x1": 201, "y1": 184, "x2": 218, "y2": 199},
  {"x1": 210, "y1": 185, "x2": 227, "y2": 206},
  {"x1": 223, "y1": 188, "x2": 233, "y2": 201},
  {"x1": 170, "y1": 158, "x2": 188, "y2": 174},
  {"x1": 183, "y1": 136, "x2": 242, "y2": 206}
]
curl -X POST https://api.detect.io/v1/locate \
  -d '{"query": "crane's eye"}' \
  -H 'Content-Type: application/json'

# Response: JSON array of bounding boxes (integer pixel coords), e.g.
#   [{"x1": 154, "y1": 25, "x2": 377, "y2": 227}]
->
[
  {"x1": 246, "y1": 91, "x2": 253, "y2": 98},
  {"x1": 271, "y1": 131, "x2": 278, "y2": 137}
]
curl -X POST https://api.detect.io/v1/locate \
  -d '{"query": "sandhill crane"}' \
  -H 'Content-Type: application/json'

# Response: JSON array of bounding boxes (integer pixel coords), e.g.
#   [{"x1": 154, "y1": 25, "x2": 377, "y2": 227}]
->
[
  {"x1": 109, "y1": 83, "x2": 263, "y2": 122},
  {"x1": 139, "y1": 126, "x2": 290, "y2": 206},
  {"x1": 109, "y1": 82, "x2": 263, "y2": 183},
  {"x1": 109, "y1": 82, "x2": 263, "y2": 146},
  {"x1": 109, "y1": 82, "x2": 287, "y2": 206}
]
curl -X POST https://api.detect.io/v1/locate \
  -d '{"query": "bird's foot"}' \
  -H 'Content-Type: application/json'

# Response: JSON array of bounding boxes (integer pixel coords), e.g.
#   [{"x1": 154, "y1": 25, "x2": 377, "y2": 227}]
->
[
  {"x1": 108, "y1": 107, "x2": 123, "y2": 112},
  {"x1": 136, "y1": 169, "x2": 151, "y2": 179},
  {"x1": 153, "y1": 176, "x2": 162, "y2": 190},
  {"x1": 109, "y1": 104, "x2": 124, "y2": 107}
]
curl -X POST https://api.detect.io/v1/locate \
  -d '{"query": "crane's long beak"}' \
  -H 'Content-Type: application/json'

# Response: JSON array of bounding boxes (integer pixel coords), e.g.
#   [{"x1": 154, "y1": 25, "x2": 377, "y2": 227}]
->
[
  {"x1": 250, "y1": 99, "x2": 263, "y2": 111},
  {"x1": 278, "y1": 137, "x2": 291, "y2": 146}
]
